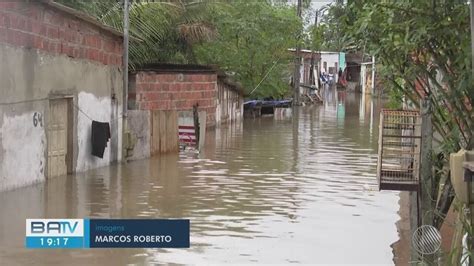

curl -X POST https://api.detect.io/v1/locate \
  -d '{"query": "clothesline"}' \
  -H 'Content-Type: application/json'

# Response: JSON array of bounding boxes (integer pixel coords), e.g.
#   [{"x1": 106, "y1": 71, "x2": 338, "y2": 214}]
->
[{"x1": 72, "y1": 102, "x2": 122, "y2": 124}]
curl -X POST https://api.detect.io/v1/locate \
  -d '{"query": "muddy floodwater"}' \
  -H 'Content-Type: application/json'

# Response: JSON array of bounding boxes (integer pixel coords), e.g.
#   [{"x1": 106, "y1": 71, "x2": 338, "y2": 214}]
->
[{"x1": 0, "y1": 91, "x2": 401, "y2": 265}]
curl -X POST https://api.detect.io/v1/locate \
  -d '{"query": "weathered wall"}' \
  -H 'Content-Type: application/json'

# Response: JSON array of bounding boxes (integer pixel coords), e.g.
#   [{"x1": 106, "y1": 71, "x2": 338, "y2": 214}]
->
[
  {"x1": 320, "y1": 53, "x2": 340, "y2": 76},
  {"x1": 75, "y1": 91, "x2": 122, "y2": 172},
  {"x1": 0, "y1": 107, "x2": 47, "y2": 191},
  {"x1": 216, "y1": 81, "x2": 243, "y2": 126},
  {"x1": 0, "y1": 2, "x2": 123, "y2": 191},
  {"x1": 0, "y1": 1, "x2": 122, "y2": 67},
  {"x1": 127, "y1": 110, "x2": 151, "y2": 161},
  {"x1": 131, "y1": 72, "x2": 217, "y2": 128}
]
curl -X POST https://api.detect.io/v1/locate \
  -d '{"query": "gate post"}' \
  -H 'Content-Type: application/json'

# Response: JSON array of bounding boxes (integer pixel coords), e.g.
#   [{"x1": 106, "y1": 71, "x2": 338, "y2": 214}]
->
[
  {"x1": 420, "y1": 97, "x2": 434, "y2": 227},
  {"x1": 419, "y1": 98, "x2": 436, "y2": 264}
]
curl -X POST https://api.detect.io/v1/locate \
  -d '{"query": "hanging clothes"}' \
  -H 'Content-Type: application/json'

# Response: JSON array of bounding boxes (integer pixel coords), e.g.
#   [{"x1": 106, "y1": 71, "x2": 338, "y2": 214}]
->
[{"x1": 91, "y1": 121, "x2": 111, "y2": 158}]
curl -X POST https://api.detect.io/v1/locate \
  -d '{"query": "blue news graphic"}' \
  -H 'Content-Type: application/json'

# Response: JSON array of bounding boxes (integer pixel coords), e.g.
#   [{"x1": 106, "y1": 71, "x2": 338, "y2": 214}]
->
[
  {"x1": 25, "y1": 219, "x2": 84, "y2": 249},
  {"x1": 26, "y1": 219, "x2": 190, "y2": 249}
]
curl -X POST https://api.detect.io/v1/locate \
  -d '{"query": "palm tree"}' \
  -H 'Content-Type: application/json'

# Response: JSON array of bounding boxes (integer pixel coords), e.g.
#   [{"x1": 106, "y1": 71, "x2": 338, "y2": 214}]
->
[{"x1": 56, "y1": 0, "x2": 217, "y2": 68}]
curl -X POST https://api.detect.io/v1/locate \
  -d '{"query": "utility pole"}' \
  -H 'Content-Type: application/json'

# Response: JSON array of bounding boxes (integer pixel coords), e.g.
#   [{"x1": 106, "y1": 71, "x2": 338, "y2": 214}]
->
[
  {"x1": 309, "y1": 10, "x2": 318, "y2": 87},
  {"x1": 293, "y1": 0, "x2": 302, "y2": 106},
  {"x1": 371, "y1": 56, "x2": 375, "y2": 95},
  {"x1": 420, "y1": 98, "x2": 434, "y2": 226},
  {"x1": 420, "y1": 98, "x2": 435, "y2": 264},
  {"x1": 122, "y1": 0, "x2": 130, "y2": 162},
  {"x1": 469, "y1": 1, "x2": 474, "y2": 264}
]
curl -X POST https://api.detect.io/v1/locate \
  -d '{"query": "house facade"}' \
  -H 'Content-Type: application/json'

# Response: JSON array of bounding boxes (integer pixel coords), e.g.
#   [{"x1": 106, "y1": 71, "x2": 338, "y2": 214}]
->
[
  {"x1": 127, "y1": 64, "x2": 244, "y2": 159},
  {"x1": 0, "y1": 1, "x2": 124, "y2": 191},
  {"x1": 216, "y1": 72, "x2": 244, "y2": 125},
  {"x1": 288, "y1": 49, "x2": 345, "y2": 86},
  {"x1": 129, "y1": 64, "x2": 218, "y2": 128}
]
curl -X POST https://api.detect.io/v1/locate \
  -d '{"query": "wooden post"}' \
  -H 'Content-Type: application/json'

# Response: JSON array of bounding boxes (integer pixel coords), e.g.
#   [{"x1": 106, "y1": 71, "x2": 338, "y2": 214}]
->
[
  {"x1": 293, "y1": 0, "x2": 302, "y2": 106},
  {"x1": 309, "y1": 10, "x2": 318, "y2": 87},
  {"x1": 122, "y1": 0, "x2": 130, "y2": 162},
  {"x1": 193, "y1": 104, "x2": 200, "y2": 148},
  {"x1": 471, "y1": 180, "x2": 474, "y2": 266},
  {"x1": 420, "y1": 98, "x2": 434, "y2": 226},
  {"x1": 469, "y1": 0, "x2": 474, "y2": 263},
  {"x1": 465, "y1": 160, "x2": 474, "y2": 266},
  {"x1": 419, "y1": 98, "x2": 435, "y2": 264},
  {"x1": 409, "y1": 192, "x2": 420, "y2": 262}
]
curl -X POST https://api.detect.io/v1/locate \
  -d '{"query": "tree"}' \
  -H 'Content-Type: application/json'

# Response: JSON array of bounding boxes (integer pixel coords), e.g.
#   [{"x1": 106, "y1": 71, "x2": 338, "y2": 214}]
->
[
  {"x1": 319, "y1": 2, "x2": 353, "y2": 51},
  {"x1": 55, "y1": 0, "x2": 217, "y2": 68},
  {"x1": 194, "y1": 1, "x2": 301, "y2": 98},
  {"x1": 335, "y1": 0, "x2": 473, "y2": 235},
  {"x1": 322, "y1": 2, "x2": 474, "y2": 263}
]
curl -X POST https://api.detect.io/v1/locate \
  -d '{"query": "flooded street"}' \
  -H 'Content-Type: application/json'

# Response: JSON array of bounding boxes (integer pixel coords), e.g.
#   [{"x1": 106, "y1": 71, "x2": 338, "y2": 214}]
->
[{"x1": 0, "y1": 91, "x2": 401, "y2": 265}]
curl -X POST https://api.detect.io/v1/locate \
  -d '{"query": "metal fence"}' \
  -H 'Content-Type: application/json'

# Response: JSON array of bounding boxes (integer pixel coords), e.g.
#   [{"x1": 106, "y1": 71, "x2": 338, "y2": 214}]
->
[{"x1": 377, "y1": 109, "x2": 422, "y2": 191}]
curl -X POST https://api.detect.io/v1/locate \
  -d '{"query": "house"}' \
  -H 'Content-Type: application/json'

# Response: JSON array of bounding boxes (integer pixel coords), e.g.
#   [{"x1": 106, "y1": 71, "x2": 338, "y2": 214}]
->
[
  {"x1": 127, "y1": 64, "x2": 244, "y2": 159},
  {"x1": 216, "y1": 71, "x2": 244, "y2": 125},
  {"x1": 319, "y1": 51, "x2": 345, "y2": 78},
  {"x1": 288, "y1": 49, "x2": 346, "y2": 87},
  {"x1": 0, "y1": 1, "x2": 124, "y2": 191},
  {"x1": 345, "y1": 52, "x2": 375, "y2": 93}
]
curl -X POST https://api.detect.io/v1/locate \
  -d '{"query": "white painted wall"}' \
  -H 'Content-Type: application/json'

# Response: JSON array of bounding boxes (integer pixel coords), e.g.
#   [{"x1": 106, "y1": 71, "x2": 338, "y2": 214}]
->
[
  {"x1": 0, "y1": 42, "x2": 123, "y2": 191},
  {"x1": 0, "y1": 112, "x2": 46, "y2": 190},
  {"x1": 300, "y1": 57, "x2": 304, "y2": 83},
  {"x1": 75, "y1": 92, "x2": 122, "y2": 172},
  {"x1": 216, "y1": 83, "x2": 243, "y2": 126},
  {"x1": 320, "y1": 53, "x2": 340, "y2": 79},
  {"x1": 215, "y1": 102, "x2": 221, "y2": 125}
]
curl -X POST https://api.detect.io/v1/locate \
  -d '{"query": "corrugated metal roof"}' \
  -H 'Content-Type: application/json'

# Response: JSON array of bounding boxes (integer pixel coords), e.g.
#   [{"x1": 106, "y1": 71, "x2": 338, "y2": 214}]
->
[{"x1": 288, "y1": 48, "x2": 340, "y2": 54}]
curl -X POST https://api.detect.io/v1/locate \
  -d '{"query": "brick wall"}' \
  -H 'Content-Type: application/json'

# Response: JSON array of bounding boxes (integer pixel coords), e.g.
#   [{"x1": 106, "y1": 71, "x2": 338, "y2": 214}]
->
[
  {"x1": 132, "y1": 72, "x2": 218, "y2": 127},
  {"x1": 0, "y1": 1, "x2": 122, "y2": 66}
]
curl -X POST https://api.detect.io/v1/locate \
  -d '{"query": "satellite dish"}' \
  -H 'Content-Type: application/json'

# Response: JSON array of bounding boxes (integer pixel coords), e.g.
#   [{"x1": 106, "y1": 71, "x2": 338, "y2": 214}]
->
[{"x1": 412, "y1": 225, "x2": 442, "y2": 255}]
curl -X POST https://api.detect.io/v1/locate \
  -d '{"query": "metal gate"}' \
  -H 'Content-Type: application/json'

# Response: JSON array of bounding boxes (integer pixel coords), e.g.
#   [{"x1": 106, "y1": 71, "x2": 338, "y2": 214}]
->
[{"x1": 377, "y1": 109, "x2": 422, "y2": 191}]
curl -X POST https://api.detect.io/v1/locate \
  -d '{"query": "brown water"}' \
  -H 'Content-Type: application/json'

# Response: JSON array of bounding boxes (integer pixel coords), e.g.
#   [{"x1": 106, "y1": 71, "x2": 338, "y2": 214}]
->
[{"x1": 0, "y1": 91, "x2": 401, "y2": 265}]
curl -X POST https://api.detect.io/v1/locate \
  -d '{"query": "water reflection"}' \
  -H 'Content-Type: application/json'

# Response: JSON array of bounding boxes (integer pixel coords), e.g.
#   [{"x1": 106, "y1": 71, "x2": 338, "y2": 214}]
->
[{"x1": 0, "y1": 89, "x2": 400, "y2": 265}]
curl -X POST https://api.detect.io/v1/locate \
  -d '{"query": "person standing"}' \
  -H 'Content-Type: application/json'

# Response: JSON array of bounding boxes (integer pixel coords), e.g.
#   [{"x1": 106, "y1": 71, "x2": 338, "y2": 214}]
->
[{"x1": 338, "y1": 67, "x2": 343, "y2": 83}]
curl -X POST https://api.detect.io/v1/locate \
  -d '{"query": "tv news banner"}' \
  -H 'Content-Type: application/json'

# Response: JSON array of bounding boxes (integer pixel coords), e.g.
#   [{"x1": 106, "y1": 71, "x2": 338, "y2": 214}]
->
[{"x1": 26, "y1": 219, "x2": 189, "y2": 248}]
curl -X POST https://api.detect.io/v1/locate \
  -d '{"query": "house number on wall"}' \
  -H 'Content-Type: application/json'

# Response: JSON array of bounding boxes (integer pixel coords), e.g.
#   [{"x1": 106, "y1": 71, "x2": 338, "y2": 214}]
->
[{"x1": 33, "y1": 112, "x2": 43, "y2": 127}]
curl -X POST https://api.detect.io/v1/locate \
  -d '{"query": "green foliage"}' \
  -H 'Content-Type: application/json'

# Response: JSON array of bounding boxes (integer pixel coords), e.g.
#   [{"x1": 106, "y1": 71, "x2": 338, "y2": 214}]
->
[
  {"x1": 55, "y1": 0, "x2": 217, "y2": 68},
  {"x1": 319, "y1": 2, "x2": 352, "y2": 51},
  {"x1": 308, "y1": 22, "x2": 325, "y2": 52},
  {"x1": 385, "y1": 78, "x2": 405, "y2": 109},
  {"x1": 447, "y1": 200, "x2": 474, "y2": 265},
  {"x1": 330, "y1": 0, "x2": 474, "y2": 247},
  {"x1": 194, "y1": 1, "x2": 301, "y2": 98},
  {"x1": 57, "y1": 0, "x2": 304, "y2": 97},
  {"x1": 56, "y1": 0, "x2": 118, "y2": 18},
  {"x1": 336, "y1": 0, "x2": 473, "y2": 152}
]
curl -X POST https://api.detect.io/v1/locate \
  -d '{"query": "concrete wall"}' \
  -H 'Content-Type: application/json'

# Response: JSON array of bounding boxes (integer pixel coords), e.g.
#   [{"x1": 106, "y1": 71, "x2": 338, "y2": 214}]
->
[
  {"x1": 0, "y1": 2, "x2": 123, "y2": 191},
  {"x1": 216, "y1": 81, "x2": 243, "y2": 126},
  {"x1": 127, "y1": 110, "x2": 151, "y2": 161},
  {"x1": 130, "y1": 71, "x2": 218, "y2": 128},
  {"x1": 293, "y1": 51, "x2": 320, "y2": 85},
  {"x1": 320, "y1": 53, "x2": 340, "y2": 76}
]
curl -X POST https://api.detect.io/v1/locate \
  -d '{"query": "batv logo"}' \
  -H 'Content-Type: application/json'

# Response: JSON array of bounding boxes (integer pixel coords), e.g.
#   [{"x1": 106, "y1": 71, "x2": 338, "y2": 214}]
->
[
  {"x1": 26, "y1": 219, "x2": 84, "y2": 237},
  {"x1": 31, "y1": 221, "x2": 78, "y2": 234}
]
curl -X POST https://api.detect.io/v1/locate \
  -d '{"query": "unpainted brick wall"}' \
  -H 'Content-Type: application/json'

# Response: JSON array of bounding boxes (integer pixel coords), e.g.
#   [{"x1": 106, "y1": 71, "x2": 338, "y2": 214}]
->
[
  {"x1": 133, "y1": 72, "x2": 217, "y2": 127},
  {"x1": 0, "y1": 1, "x2": 123, "y2": 66}
]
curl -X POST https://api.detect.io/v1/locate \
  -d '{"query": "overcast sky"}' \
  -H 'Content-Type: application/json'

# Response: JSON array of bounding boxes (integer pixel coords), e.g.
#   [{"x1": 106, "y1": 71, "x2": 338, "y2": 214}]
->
[
  {"x1": 285, "y1": 0, "x2": 337, "y2": 24},
  {"x1": 311, "y1": 0, "x2": 336, "y2": 10},
  {"x1": 282, "y1": 0, "x2": 338, "y2": 27}
]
